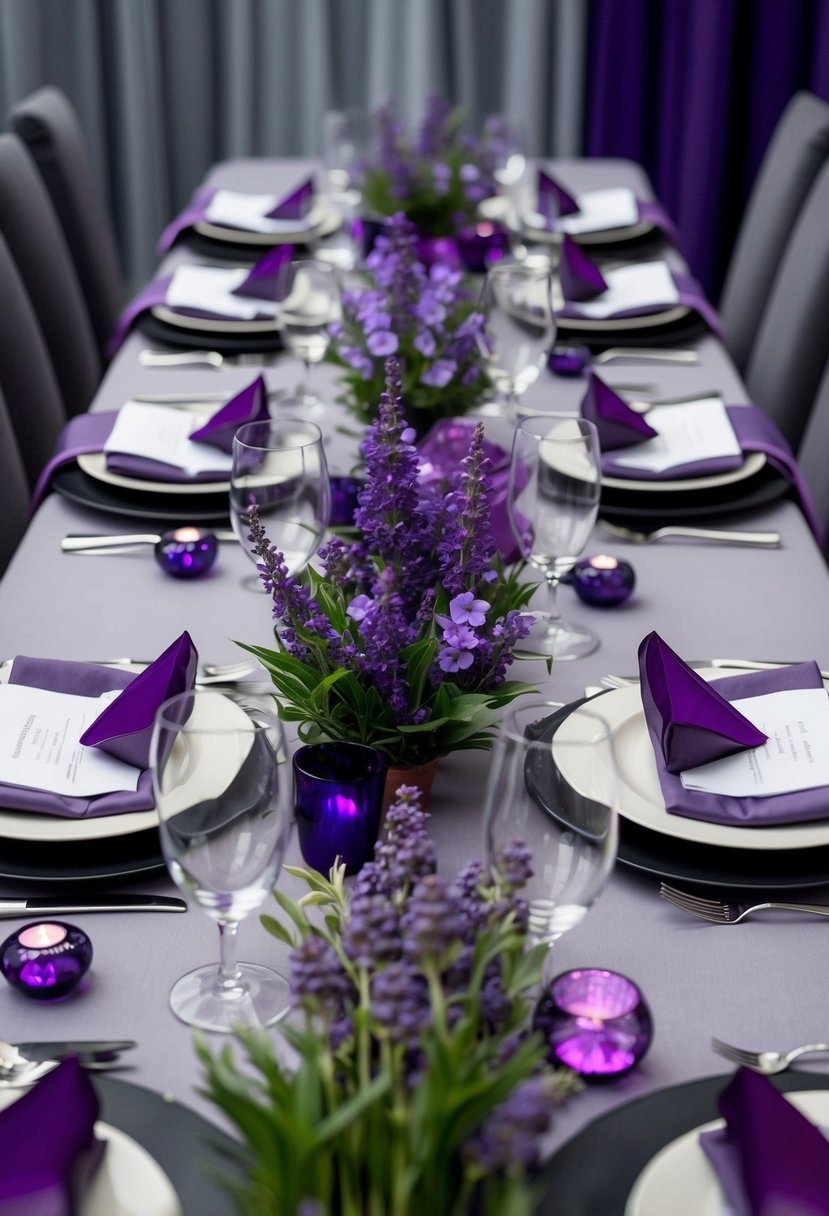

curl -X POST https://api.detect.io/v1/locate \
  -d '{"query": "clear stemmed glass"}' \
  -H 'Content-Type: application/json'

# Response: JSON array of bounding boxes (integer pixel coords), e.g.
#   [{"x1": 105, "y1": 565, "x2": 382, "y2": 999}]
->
[
  {"x1": 508, "y1": 413, "x2": 601, "y2": 660},
  {"x1": 276, "y1": 259, "x2": 340, "y2": 407},
  {"x1": 151, "y1": 689, "x2": 294, "y2": 1032},
  {"x1": 311, "y1": 188, "x2": 362, "y2": 277},
  {"x1": 483, "y1": 699, "x2": 618, "y2": 981},
  {"x1": 321, "y1": 107, "x2": 369, "y2": 195},
  {"x1": 479, "y1": 262, "x2": 555, "y2": 416},
  {"x1": 483, "y1": 114, "x2": 528, "y2": 193},
  {"x1": 230, "y1": 417, "x2": 331, "y2": 591}
]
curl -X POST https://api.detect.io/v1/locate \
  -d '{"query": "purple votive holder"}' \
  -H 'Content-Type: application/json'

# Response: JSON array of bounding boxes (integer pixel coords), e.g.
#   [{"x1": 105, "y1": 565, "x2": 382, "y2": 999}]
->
[
  {"x1": 534, "y1": 969, "x2": 653, "y2": 1082},
  {"x1": 293, "y1": 742, "x2": 389, "y2": 876},
  {"x1": 571, "y1": 554, "x2": 636, "y2": 607},
  {"x1": 548, "y1": 343, "x2": 592, "y2": 377},
  {"x1": 457, "y1": 222, "x2": 509, "y2": 273},
  {"x1": 329, "y1": 475, "x2": 365, "y2": 528},
  {"x1": 154, "y1": 527, "x2": 218, "y2": 579},
  {"x1": 1, "y1": 922, "x2": 93, "y2": 1001}
]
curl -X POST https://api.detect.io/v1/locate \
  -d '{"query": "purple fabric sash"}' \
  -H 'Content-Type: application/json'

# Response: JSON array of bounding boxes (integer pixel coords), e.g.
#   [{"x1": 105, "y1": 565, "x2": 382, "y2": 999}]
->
[
  {"x1": 4, "y1": 657, "x2": 155, "y2": 819},
  {"x1": 157, "y1": 177, "x2": 314, "y2": 254},
  {"x1": 105, "y1": 275, "x2": 172, "y2": 359},
  {"x1": 559, "y1": 267, "x2": 725, "y2": 340},
  {"x1": 0, "y1": 1058, "x2": 106, "y2": 1214},
  {"x1": 582, "y1": 373, "x2": 657, "y2": 450},
  {"x1": 700, "y1": 1069, "x2": 829, "y2": 1216},
  {"x1": 601, "y1": 403, "x2": 823, "y2": 545},
  {"x1": 641, "y1": 657, "x2": 829, "y2": 826}
]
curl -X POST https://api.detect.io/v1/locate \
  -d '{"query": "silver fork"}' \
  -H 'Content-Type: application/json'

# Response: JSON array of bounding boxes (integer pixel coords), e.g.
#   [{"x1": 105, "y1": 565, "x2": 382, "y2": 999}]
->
[
  {"x1": 593, "y1": 347, "x2": 700, "y2": 365},
  {"x1": 139, "y1": 349, "x2": 282, "y2": 369},
  {"x1": 598, "y1": 521, "x2": 781, "y2": 548},
  {"x1": 711, "y1": 1036, "x2": 829, "y2": 1075},
  {"x1": 659, "y1": 883, "x2": 829, "y2": 923}
]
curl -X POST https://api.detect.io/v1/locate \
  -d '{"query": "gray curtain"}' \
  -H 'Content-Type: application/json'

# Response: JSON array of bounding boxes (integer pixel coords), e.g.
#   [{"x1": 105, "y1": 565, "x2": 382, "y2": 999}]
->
[{"x1": 0, "y1": 0, "x2": 587, "y2": 284}]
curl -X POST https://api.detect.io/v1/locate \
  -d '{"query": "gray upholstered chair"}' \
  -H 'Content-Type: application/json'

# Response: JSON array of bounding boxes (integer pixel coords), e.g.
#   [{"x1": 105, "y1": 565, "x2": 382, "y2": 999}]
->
[
  {"x1": 0, "y1": 384, "x2": 31, "y2": 576},
  {"x1": 797, "y1": 359, "x2": 829, "y2": 556},
  {"x1": 743, "y1": 159, "x2": 829, "y2": 452},
  {"x1": 0, "y1": 230, "x2": 66, "y2": 492},
  {"x1": 10, "y1": 86, "x2": 125, "y2": 360},
  {"x1": 0, "y1": 133, "x2": 100, "y2": 418},
  {"x1": 719, "y1": 91, "x2": 829, "y2": 372}
]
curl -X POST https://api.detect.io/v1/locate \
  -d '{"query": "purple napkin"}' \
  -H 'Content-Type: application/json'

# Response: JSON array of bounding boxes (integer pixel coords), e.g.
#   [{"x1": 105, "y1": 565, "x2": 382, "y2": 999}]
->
[
  {"x1": 640, "y1": 643, "x2": 829, "y2": 826},
  {"x1": 188, "y1": 375, "x2": 269, "y2": 453},
  {"x1": 581, "y1": 373, "x2": 657, "y2": 451},
  {"x1": 0, "y1": 1058, "x2": 106, "y2": 1215},
  {"x1": 158, "y1": 177, "x2": 314, "y2": 253},
  {"x1": 231, "y1": 244, "x2": 294, "y2": 303},
  {"x1": 538, "y1": 168, "x2": 579, "y2": 219},
  {"x1": 80, "y1": 631, "x2": 198, "y2": 768},
  {"x1": 4, "y1": 657, "x2": 154, "y2": 819},
  {"x1": 700, "y1": 1069, "x2": 829, "y2": 1216},
  {"x1": 558, "y1": 234, "x2": 608, "y2": 302},
  {"x1": 638, "y1": 631, "x2": 767, "y2": 773}
]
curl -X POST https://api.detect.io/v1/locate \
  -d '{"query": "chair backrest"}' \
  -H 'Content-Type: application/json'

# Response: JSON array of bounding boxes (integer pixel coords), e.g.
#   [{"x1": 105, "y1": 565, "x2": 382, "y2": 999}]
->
[
  {"x1": 744, "y1": 159, "x2": 829, "y2": 452},
  {"x1": 0, "y1": 230, "x2": 66, "y2": 491},
  {"x1": 10, "y1": 86, "x2": 126, "y2": 359},
  {"x1": 797, "y1": 359, "x2": 829, "y2": 556},
  {"x1": 0, "y1": 383, "x2": 31, "y2": 577},
  {"x1": 719, "y1": 91, "x2": 829, "y2": 371},
  {"x1": 0, "y1": 133, "x2": 100, "y2": 418}
]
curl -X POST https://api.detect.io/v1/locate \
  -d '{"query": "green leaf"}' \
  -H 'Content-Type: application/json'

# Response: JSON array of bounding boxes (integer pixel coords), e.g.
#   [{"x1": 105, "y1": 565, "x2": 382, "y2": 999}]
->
[
  {"x1": 271, "y1": 888, "x2": 310, "y2": 935},
  {"x1": 259, "y1": 913, "x2": 294, "y2": 947}
]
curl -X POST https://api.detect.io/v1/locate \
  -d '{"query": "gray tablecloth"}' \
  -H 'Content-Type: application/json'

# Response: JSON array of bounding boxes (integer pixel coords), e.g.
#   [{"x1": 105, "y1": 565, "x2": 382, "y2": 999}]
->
[{"x1": 1, "y1": 158, "x2": 827, "y2": 1163}]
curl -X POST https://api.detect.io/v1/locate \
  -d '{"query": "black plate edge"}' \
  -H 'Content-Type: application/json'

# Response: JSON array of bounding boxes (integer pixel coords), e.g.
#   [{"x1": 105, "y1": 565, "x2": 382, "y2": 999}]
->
[
  {"x1": 138, "y1": 310, "x2": 284, "y2": 355},
  {"x1": 0, "y1": 826, "x2": 165, "y2": 885},
  {"x1": 52, "y1": 463, "x2": 231, "y2": 525}
]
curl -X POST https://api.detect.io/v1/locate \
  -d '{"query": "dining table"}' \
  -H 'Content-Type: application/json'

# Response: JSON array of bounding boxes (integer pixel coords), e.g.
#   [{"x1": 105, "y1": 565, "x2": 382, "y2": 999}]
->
[{"x1": 2, "y1": 152, "x2": 829, "y2": 1210}]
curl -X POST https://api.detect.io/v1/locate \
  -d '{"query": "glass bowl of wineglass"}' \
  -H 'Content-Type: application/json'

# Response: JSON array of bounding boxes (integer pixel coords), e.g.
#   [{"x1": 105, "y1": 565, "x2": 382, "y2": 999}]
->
[
  {"x1": 508, "y1": 413, "x2": 601, "y2": 660},
  {"x1": 230, "y1": 417, "x2": 330, "y2": 592},
  {"x1": 479, "y1": 262, "x2": 555, "y2": 417},
  {"x1": 151, "y1": 688, "x2": 294, "y2": 1032},
  {"x1": 277, "y1": 258, "x2": 340, "y2": 408}
]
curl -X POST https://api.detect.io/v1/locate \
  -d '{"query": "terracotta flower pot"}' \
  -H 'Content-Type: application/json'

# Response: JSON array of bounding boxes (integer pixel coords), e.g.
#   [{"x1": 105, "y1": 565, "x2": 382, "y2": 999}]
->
[{"x1": 382, "y1": 756, "x2": 439, "y2": 813}]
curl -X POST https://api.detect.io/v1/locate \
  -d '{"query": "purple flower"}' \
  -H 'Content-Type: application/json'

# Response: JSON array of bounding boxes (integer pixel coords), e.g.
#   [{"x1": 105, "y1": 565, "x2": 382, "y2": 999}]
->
[
  {"x1": 367, "y1": 330, "x2": 399, "y2": 357},
  {"x1": 414, "y1": 329, "x2": 437, "y2": 358},
  {"x1": 439, "y1": 621, "x2": 479, "y2": 651},
  {"x1": 464, "y1": 1076, "x2": 558, "y2": 1173},
  {"x1": 290, "y1": 933, "x2": 352, "y2": 1011},
  {"x1": 401, "y1": 875, "x2": 463, "y2": 963},
  {"x1": 420, "y1": 359, "x2": 457, "y2": 388},
  {"x1": 449, "y1": 591, "x2": 490, "y2": 627},
  {"x1": 370, "y1": 961, "x2": 430, "y2": 1044},
  {"x1": 346, "y1": 594, "x2": 373, "y2": 622},
  {"x1": 438, "y1": 646, "x2": 475, "y2": 673}
]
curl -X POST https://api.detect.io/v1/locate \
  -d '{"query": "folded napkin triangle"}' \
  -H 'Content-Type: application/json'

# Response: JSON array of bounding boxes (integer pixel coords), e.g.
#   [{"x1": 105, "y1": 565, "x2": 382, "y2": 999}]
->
[
  {"x1": 232, "y1": 244, "x2": 295, "y2": 303},
  {"x1": 638, "y1": 632, "x2": 767, "y2": 773},
  {"x1": 0, "y1": 1057, "x2": 106, "y2": 1209},
  {"x1": 581, "y1": 373, "x2": 658, "y2": 450},
  {"x1": 267, "y1": 176, "x2": 314, "y2": 220},
  {"x1": 559, "y1": 234, "x2": 608, "y2": 302},
  {"x1": 189, "y1": 376, "x2": 269, "y2": 453},
  {"x1": 80, "y1": 630, "x2": 198, "y2": 769},
  {"x1": 701, "y1": 1069, "x2": 829, "y2": 1215},
  {"x1": 538, "y1": 168, "x2": 580, "y2": 218}
]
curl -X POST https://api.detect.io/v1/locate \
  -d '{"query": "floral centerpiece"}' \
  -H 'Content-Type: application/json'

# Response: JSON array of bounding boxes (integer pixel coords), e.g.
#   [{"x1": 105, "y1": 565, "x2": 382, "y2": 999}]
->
[
  {"x1": 329, "y1": 212, "x2": 491, "y2": 429},
  {"x1": 198, "y1": 786, "x2": 580, "y2": 1216},
  {"x1": 241, "y1": 357, "x2": 536, "y2": 771},
  {"x1": 358, "y1": 95, "x2": 499, "y2": 236}
]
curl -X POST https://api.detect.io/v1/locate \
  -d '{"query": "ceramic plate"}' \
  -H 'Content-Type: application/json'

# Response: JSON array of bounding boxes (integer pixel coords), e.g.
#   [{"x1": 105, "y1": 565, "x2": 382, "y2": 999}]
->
[
  {"x1": 76, "y1": 453, "x2": 230, "y2": 497},
  {"x1": 554, "y1": 668, "x2": 829, "y2": 852},
  {"x1": 625, "y1": 1090, "x2": 829, "y2": 1215},
  {"x1": 151, "y1": 304, "x2": 281, "y2": 336},
  {"x1": 558, "y1": 303, "x2": 691, "y2": 333},
  {"x1": 0, "y1": 1089, "x2": 181, "y2": 1216},
  {"x1": 602, "y1": 451, "x2": 766, "y2": 493},
  {"x1": 193, "y1": 199, "x2": 340, "y2": 246}
]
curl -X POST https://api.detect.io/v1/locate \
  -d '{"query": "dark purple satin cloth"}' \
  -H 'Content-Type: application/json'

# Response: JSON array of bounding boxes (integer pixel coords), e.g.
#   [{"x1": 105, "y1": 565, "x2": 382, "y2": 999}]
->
[
  {"x1": 638, "y1": 631, "x2": 767, "y2": 773},
  {"x1": 700, "y1": 1068, "x2": 829, "y2": 1216},
  {"x1": 559, "y1": 234, "x2": 608, "y2": 302},
  {"x1": 80, "y1": 631, "x2": 198, "y2": 769},
  {"x1": 157, "y1": 176, "x2": 314, "y2": 253},
  {"x1": 0, "y1": 1058, "x2": 106, "y2": 1215},
  {"x1": 640, "y1": 642, "x2": 829, "y2": 826},
  {"x1": 581, "y1": 373, "x2": 657, "y2": 450}
]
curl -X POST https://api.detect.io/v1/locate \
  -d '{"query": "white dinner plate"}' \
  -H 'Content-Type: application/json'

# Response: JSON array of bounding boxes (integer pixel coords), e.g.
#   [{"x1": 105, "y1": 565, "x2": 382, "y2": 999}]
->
[
  {"x1": 76, "y1": 452, "x2": 229, "y2": 497},
  {"x1": 151, "y1": 304, "x2": 281, "y2": 336},
  {"x1": 602, "y1": 450, "x2": 767, "y2": 493},
  {"x1": 0, "y1": 1089, "x2": 181, "y2": 1216},
  {"x1": 558, "y1": 302, "x2": 691, "y2": 333},
  {"x1": 194, "y1": 199, "x2": 340, "y2": 246},
  {"x1": 625, "y1": 1090, "x2": 829, "y2": 1216},
  {"x1": 554, "y1": 667, "x2": 829, "y2": 852}
]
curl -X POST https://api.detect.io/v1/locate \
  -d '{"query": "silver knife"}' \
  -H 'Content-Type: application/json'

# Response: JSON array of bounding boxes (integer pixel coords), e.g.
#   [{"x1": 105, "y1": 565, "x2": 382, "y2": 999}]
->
[
  {"x1": 62, "y1": 530, "x2": 237, "y2": 554},
  {"x1": 15, "y1": 1040, "x2": 136, "y2": 1064},
  {"x1": 0, "y1": 895, "x2": 187, "y2": 916}
]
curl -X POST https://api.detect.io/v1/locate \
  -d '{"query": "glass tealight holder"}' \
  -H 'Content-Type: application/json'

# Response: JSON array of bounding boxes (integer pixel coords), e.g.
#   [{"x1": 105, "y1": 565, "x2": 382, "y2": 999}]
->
[
  {"x1": 154, "y1": 528, "x2": 218, "y2": 579},
  {"x1": 571, "y1": 555, "x2": 636, "y2": 607},
  {"x1": 533, "y1": 968, "x2": 653, "y2": 1082},
  {"x1": 1, "y1": 922, "x2": 93, "y2": 1001},
  {"x1": 293, "y1": 742, "x2": 388, "y2": 875}
]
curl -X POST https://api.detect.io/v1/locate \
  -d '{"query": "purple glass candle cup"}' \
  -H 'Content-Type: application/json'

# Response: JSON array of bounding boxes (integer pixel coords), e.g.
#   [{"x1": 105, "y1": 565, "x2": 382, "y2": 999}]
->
[
  {"x1": 154, "y1": 527, "x2": 218, "y2": 579},
  {"x1": 1, "y1": 921, "x2": 93, "y2": 1001},
  {"x1": 457, "y1": 222, "x2": 509, "y2": 273},
  {"x1": 548, "y1": 343, "x2": 592, "y2": 377},
  {"x1": 293, "y1": 742, "x2": 389, "y2": 876},
  {"x1": 534, "y1": 968, "x2": 652, "y2": 1082},
  {"x1": 329, "y1": 475, "x2": 365, "y2": 528},
  {"x1": 571, "y1": 554, "x2": 636, "y2": 607}
]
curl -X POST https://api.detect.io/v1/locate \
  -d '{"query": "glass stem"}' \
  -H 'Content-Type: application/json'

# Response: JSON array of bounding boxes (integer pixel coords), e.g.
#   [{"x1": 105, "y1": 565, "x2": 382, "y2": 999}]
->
[
  {"x1": 544, "y1": 569, "x2": 562, "y2": 622},
  {"x1": 217, "y1": 921, "x2": 242, "y2": 993}
]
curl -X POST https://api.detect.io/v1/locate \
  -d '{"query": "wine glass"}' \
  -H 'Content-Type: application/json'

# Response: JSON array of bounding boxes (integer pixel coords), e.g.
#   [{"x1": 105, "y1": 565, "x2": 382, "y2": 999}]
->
[
  {"x1": 276, "y1": 259, "x2": 340, "y2": 407},
  {"x1": 508, "y1": 413, "x2": 601, "y2": 660},
  {"x1": 483, "y1": 114, "x2": 528, "y2": 193},
  {"x1": 151, "y1": 689, "x2": 294, "y2": 1032},
  {"x1": 311, "y1": 187, "x2": 362, "y2": 277},
  {"x1": 230, "y1": 417, "x2": 331, "y2": 591},
  {"x1": 479, "y1": 262, "x2": 555, "y2": 417},
  {"x1": 321, "y1": 107, "x2": 369, "y2": 195},
  {"x1": 483, "y1": 698, "x2": 618, "y2": 980}
]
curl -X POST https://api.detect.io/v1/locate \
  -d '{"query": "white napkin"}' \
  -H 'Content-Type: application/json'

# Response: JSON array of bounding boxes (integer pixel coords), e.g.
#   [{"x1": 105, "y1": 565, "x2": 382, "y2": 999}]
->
[
  {"x1": 104, "y1": 401, "x2": 233, "y2": 476},
  {"x1": 165, "y1": 265, "x2": 278, "y2": 321},
  {"x1": 610, "y1": 398, "x2": 740, "y2": 474},
  {"x1": 562, "y1": 261, "x2": 678, "y2": 319},
  {"x1": 205, "y1": 189, "x2": 320, "y2": 234},
  {"x1": 559, "y1": 187, "x2": 639, "y2": 235}
]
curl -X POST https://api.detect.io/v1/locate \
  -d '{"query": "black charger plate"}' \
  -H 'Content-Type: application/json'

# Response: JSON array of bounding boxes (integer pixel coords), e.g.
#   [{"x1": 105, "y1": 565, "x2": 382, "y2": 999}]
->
[
  {"x1": 138, "y1": 311, "x2": 284, "y2": 355},
  {"x1": 0, "y1": 827, "x2": 164, "y2": 884},
  {"x1": 599, "y1": 464, "x2": 790, "y2": 524},
  {"x1": 534, "y1": 1072, "x2": 829, "y2": 1215},
  {"x1": 556, "y1": 311, "x2": 708, "y2": 351},
  {"x1": 52, "y1": 463, "x2": 231, "y2": 525}
]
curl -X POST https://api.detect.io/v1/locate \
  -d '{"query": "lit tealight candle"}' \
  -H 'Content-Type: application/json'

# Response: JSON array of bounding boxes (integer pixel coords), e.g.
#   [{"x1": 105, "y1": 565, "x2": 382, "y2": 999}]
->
[
  {"x1": 534, "y1": 969, "x2": 653, "y2": 1082},
  {"x1": 457, "y1": 221, "x2": 509, "y2": 273},
  {"x1": 1, "y1": 921, "x2": 93, "y2": 1000},
  {"x1": 572, "y1": 553, "x2": 636, "y2": 607},
  {"x1": 154, "y1": 527, "x2": 218, "y2": 579}
]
